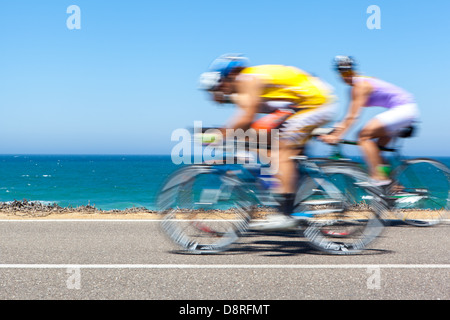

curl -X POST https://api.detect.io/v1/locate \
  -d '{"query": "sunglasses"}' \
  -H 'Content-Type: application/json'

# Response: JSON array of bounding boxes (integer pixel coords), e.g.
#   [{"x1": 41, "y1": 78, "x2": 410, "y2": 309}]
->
[{"x1": 338, "y1": 69, "x2": 354, "y2": 77}]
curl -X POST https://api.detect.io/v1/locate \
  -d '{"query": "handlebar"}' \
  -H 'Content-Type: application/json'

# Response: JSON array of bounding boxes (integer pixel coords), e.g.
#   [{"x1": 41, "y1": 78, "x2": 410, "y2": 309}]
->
[
  {"x1": 190, "y1": 127, "x2": 398, "y2": 153},
  {"x1": 310, "y1": 127, "x2": 397, "y2": 153}
]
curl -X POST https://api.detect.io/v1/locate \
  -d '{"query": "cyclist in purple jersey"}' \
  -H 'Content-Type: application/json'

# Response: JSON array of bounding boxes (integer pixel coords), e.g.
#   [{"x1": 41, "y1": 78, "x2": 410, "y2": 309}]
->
[
  {"x1": 352, "y1": 77, "x2": 415, "y2": 109},
  {"x1": 321, "y1": 56, "x2": 420, "y2": 186}
]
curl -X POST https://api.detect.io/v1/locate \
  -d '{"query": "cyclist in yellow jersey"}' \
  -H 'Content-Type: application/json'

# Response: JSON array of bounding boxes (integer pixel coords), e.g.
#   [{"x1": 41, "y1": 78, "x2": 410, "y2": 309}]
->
[{"x1": 199, "y1": 54, "x2": 337, "y2": 230}]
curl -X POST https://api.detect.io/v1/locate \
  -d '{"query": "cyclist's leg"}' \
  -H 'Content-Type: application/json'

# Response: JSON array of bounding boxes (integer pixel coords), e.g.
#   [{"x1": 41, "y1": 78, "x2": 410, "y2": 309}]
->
[
  {"x1": 251, "y1": 108, "x2": 299, "y2": 216},
  {"x1": 360, "y1": 103, "x2": 419, "y2": 181},
  {"x1": 249, "y1": 104, "x2": 335, "y2": 231},
  {"x1": 358, "y1": 118, "x2": 390, "y2": 181},
  {"x1": 274, "y1": 140, "x2": 301, "y2": 214},
  {"x1": 247, "y1": 109, "x2": 299, "y2": 230},
  {"x1": 277, "y1": 104, "x2": 336, "y2": 214}
]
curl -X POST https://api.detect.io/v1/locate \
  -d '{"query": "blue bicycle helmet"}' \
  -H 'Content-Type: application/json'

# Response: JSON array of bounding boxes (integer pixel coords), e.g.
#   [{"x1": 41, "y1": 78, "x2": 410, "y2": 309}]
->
[{"x1": 199, "y1": 54, "x2": 249, "y2": 91}]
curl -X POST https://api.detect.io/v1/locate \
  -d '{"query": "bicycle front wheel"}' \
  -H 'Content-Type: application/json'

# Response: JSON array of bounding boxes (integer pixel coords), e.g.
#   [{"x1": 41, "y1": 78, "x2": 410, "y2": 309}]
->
[
  {"x1": 298, "y1": 161, "x2": 387, "y2": 254},
  {"x1": 157, "y1": 165, "x2": 256, "y2": 253},
  {"x1": 389, "y1": 158, "x2": 450, "y2": 226}
]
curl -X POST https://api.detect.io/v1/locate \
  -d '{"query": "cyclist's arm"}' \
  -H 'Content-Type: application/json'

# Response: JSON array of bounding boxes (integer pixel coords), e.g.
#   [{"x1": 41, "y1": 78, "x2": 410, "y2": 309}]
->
[
  {"x1": 332, "y1": 80, "x2": 373, "y2": 138},
  {"x1": 226, "y1": 74, "x2": 263, "y2": 131}
]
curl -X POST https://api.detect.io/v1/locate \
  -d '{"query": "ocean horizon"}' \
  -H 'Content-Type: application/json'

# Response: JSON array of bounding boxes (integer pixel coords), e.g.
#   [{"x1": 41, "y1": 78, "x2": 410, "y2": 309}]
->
[
  {"x1": 0, "y1": 155, "x2": 178, "y2": 211},
  {"x1": 0, "y1": 154, "x2": 448, "y2": 211}
]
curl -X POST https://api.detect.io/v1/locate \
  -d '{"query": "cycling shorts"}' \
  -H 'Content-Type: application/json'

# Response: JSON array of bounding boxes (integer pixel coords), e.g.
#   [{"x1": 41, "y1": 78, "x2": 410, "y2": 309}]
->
[{"x1": 374, "y1": 103, "x2": 420, "y2": 135}]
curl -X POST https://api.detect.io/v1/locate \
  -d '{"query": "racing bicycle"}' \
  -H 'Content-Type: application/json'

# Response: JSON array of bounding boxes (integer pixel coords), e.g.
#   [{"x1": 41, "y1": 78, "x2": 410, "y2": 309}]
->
[
  {"x1": 319, "y1": 125, "x2": 450, "y2": 227},
  {"x1": 157, "y1": 132, "x2": 388, "y2": 255}
]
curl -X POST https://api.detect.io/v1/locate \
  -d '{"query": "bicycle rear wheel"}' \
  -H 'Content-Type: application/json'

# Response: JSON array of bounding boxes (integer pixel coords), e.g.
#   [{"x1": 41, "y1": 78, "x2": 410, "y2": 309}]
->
[
  {"x1": 389, "y1": 158, "x2": 450, "y2": 226},
  {"x1": 157, "y1": 165, "x2": 256, "y2": 253},
  {"x1": 298, "y1": 161, "x2": 387, "y2": 254}
]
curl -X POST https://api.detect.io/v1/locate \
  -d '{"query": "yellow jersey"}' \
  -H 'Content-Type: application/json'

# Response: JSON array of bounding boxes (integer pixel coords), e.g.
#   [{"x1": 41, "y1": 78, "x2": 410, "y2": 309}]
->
[{"x1": 240, "y1": 65, "x2": 335, "y2": 106}]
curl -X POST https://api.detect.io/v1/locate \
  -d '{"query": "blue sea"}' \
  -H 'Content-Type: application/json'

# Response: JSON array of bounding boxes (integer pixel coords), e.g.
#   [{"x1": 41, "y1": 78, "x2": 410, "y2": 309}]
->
[
  {"x1": 0, "y1": 155, "x2": 448, "y2": 211},
  {"x1": 0, "y1": 155, "x2": 179, "y2": 210}
]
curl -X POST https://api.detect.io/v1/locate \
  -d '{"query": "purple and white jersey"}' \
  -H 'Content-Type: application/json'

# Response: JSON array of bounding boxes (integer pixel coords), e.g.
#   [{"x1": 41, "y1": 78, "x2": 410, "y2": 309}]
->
[{"x1": 353, "y1": 76, "x2": 415, "y2": 109}]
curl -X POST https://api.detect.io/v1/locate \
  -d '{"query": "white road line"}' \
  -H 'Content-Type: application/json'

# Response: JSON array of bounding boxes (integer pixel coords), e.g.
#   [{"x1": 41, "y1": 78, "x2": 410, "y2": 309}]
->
[{"x1": 0, "y1": 264, "x2": 449, "y2": 269}]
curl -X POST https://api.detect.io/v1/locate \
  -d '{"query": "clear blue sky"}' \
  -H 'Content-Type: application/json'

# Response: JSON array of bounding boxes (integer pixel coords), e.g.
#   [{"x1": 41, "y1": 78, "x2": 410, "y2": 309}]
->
[{"x1": 0, "y1": 0, "x2": 449, "y2": 156}]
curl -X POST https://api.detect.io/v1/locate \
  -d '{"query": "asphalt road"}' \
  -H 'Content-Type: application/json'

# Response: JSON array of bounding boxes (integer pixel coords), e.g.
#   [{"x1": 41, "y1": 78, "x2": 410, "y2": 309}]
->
[{"x1": 0, "y1": 219, "x2": 448, "y2": 300}]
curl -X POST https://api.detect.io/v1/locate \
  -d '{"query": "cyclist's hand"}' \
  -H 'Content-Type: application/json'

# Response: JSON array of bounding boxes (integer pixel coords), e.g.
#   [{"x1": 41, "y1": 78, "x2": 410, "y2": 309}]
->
[
  {"x1": 194, "y1": 132, "x2": 223, "y2": 145},
  {"x1": 319, "y1": 134, "x2": 341, "y2": 145}
]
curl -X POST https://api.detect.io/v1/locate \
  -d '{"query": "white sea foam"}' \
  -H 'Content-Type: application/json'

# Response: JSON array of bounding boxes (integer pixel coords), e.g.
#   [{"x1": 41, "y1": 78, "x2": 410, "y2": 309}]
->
[{"x1": 1, "y1": 200, "x2": 58, "y2": 206}]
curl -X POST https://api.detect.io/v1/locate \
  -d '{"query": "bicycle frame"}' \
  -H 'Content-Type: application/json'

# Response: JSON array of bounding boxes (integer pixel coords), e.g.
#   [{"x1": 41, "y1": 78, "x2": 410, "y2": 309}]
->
[
  {"x1": 323, "y1": 133, "x2": 449, "y2": 224},
  {"x1": 329, "y1": 135, "x2": 409, "y2": 174},
  {"x1": 158, "y1": 136, "x2": 388, "y2": 254}
]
